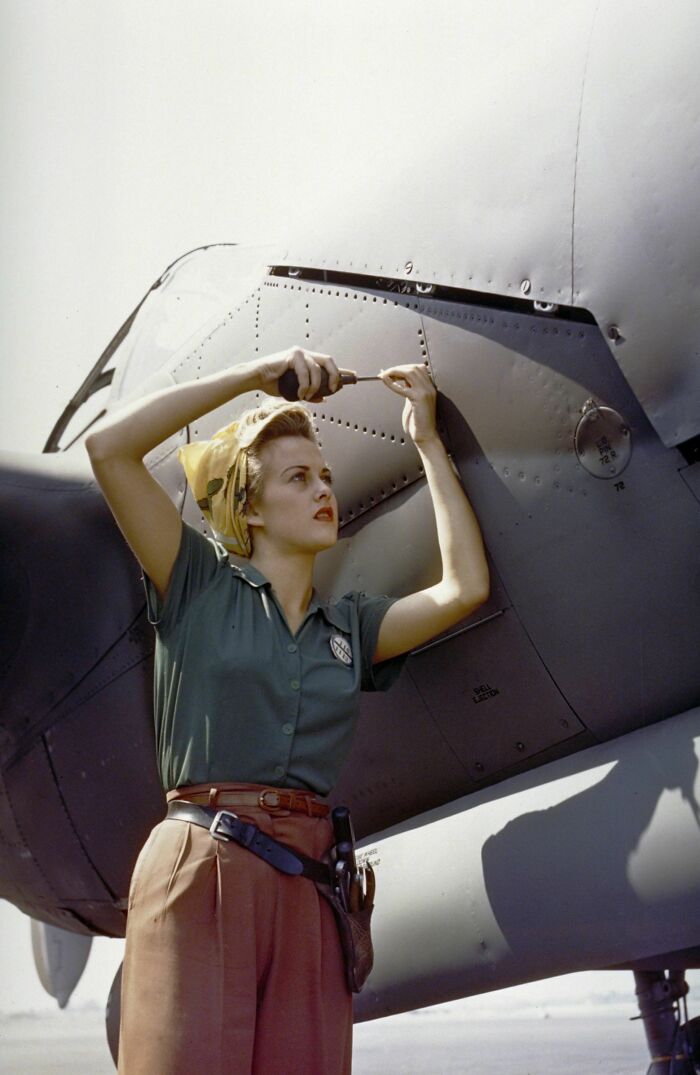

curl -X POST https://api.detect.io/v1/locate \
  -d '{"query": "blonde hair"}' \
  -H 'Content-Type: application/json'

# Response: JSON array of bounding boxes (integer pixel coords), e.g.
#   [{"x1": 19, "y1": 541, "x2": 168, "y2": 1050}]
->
[
  {"x1": 178, "y1": 399, "x2": 319, "y2": 557},
  {"x1": 240, "y1": 401, "x2": 318, "y2": 507}
]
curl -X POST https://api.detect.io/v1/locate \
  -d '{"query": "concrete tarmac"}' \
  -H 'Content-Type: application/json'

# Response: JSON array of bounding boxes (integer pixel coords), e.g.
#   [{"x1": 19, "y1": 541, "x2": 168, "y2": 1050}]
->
[{"x1": 0, "y1": 1007, "x2": 650, "y2": 1074}]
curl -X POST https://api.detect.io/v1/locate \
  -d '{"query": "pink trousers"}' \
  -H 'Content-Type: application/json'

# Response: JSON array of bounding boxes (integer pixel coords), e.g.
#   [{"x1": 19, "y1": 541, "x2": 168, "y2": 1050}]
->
[{"x1": 118, "y1": 785, "x2": 352, "y2": 1074}]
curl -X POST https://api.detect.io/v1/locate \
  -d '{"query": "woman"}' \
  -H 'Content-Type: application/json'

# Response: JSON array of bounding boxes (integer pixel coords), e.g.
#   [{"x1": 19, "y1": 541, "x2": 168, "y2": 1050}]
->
[{"x1": 86, "y1": 345, "x2": 489, "y2": 1075}]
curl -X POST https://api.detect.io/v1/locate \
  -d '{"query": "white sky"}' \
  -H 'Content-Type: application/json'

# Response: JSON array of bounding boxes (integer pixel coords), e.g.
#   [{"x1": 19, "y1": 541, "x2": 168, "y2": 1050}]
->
[
  {"x1": 0, "y1": 0, "x2": 510, "y2": 452},
  {"x1": 1, "y1": 0, "x2": 698, "y2": 1028}
]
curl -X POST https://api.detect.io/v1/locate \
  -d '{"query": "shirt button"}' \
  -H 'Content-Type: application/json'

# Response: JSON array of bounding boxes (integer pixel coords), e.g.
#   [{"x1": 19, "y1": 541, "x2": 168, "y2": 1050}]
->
[
  {"x1": 290, "y1": 679, "x2": 300, "y2": 690},
  {"x1": 274, "y1": 764, "x2": 285, "y2": 778},
  {"x1": 282, "y1": 722, "x2": 294, "y2": 735},
  {"x1": 287, "y1": 643, "x2": 298, "y2": 653}
]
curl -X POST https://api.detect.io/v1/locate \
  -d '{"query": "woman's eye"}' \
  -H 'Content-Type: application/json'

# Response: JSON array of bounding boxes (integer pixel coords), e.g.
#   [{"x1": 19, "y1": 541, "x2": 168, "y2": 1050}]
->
[
  {"x1": 323, "y1": 472, "x2": 333, "y2": 485},
  {"x1": 291, "y1": 471, "x2": 306, "y2": 481}
]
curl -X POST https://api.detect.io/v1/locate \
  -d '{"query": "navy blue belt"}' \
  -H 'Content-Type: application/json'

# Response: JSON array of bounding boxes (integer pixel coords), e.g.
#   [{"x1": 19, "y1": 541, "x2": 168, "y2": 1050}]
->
[{"x1": 167, "y1": 800, "x2": 332, "y2": 887}]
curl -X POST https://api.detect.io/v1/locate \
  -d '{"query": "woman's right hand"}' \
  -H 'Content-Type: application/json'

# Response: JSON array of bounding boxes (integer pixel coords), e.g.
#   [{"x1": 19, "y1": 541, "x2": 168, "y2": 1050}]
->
[{"x1": 251, "y1": 346, "x2": 341, "y2": 401}]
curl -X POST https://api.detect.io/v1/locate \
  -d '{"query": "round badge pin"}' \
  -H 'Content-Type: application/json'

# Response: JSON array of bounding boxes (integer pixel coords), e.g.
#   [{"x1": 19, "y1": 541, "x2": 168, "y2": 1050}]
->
[{"x1": 330, "y1": 634, "x2": 353, "y2": 666}]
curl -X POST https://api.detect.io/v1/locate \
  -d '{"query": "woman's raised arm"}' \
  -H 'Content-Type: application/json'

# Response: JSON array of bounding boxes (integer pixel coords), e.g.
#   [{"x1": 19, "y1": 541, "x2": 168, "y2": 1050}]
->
[
  {"x1": 85, "y1": 348, "x2": 340, "y2": 599},
  {"x1": 373, "y1": 364, "x2": 490, "y2": 663}
]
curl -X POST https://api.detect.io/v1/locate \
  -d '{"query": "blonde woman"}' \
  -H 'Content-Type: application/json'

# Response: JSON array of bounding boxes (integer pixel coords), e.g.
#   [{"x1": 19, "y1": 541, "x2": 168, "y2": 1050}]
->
[{"x1": 86, "y1": 346, "x2": 489, "y2": 1075}]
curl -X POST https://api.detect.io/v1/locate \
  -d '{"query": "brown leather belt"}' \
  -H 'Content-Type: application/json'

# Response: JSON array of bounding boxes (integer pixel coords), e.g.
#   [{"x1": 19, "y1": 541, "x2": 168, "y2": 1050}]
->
[
  {"x1": 166, "y1": 785, "x2": 330, "y2": 818},
  {"x1": 166, "y1": 801, "x2": 332, "y2": 885}
]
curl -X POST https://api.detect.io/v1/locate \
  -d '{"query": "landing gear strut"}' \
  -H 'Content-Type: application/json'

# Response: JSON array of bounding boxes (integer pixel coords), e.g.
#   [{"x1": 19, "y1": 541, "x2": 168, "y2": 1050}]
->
[{"x1": 633, "y1": 970, "x2": 700, "y2": 1074}]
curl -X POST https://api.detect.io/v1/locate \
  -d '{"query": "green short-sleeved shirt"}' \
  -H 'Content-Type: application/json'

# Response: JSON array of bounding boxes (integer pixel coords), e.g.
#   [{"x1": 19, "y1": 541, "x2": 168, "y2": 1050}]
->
[{"x1": 143, "y1": 523, "x2": 405, "y2": 795}]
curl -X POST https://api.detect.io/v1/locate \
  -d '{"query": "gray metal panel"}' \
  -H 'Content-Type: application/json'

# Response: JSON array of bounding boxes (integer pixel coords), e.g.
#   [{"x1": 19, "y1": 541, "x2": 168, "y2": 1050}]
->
[
  {"x1": 0, "y1": 759, "x2": 52, "y2": 908},
  {"x1": 420, "y1": 300, "x2": 700, "y2": 739},
  {"x1": 281, "y1": 280, "x2": 427, "y2": 525},
  {"x1": 0, "y1": 447, "x2": 185, "y2": 767},
  {"x1": 355, "y1": 707, "x2": 700, "y2": 1020},
  {"x1": 136, "y1": 276, "x2": 591, "y2": 803},
  {"x1": 331, "y1": 666, "x2": 472, "y2": 832},
  {"x1": 176, "y1": 279, "x2": 428, "y2": 534},
  {"x1": 328, "y1": 545, "x2": 588, "y2": 835},
  {"x1": 4, "y1": 744, "x2": 110, "y2": 905},
  {"x1": 31, "y1": 921, "x2": 92, "y2": 1008},
  {"x1": 680, "y1": 462, "x2": 700, "y2": 506},
  {"x1": 409, "y1": 610, "x2": 581, "y2": 780},
  {"x1": 279, "y1": 4, "x2": 593, "y2": 304},
  {"x1": 109, "y1": 244, "x2": 276, "y2": 403},
  {"x1": 319, "y1": 484, "x2": 587, "y2": 831},
  {"x1": 44, "y1": 642, "x2": 163, "y2": 897},
  {"x1": 0, "y1": 453, "x2": 142, "y2": 763},
  {"x1": 170, "y1": 276, "x2": 700, "y2": 758},
  {"x1": 275, "y1": 3, "x2": 700, "y2": 446},
  {"x1": 314, "y1": 481, "x2": 441, "y2": 603},
  {"x1": 0, "y1": 451, "x2": 170, "y2": 935},
  {"x1": 573, "y1": 3, "x2": 700, "y2": 445}
]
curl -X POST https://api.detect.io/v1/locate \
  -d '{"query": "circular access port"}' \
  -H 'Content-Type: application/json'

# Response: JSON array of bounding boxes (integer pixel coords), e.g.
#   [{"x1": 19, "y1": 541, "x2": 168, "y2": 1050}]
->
[{"x1": 574, "y1": 400, "x2": 632, "y2": 479}]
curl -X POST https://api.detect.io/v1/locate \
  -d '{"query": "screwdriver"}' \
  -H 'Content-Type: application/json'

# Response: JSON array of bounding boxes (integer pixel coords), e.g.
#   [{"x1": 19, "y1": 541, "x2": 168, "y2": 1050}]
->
[{"x1": 278, "y1": 368, "x2": 382, "y2": 401}]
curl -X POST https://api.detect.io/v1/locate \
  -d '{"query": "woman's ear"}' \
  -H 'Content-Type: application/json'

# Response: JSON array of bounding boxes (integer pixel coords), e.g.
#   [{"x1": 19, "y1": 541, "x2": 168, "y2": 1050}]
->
[{"x1": 245, "y1": 497, "x2": 264, "y2": 530}]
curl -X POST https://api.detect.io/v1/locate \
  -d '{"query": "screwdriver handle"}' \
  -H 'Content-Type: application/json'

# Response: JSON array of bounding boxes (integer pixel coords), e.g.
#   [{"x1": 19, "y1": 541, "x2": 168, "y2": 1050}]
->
[{"x1": 278, "y1": 368, "x2": 357, "y2": 401}]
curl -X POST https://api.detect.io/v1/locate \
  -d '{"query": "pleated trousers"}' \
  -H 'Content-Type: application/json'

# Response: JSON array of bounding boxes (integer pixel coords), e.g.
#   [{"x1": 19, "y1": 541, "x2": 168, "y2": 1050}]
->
[{"x1": 118, "y1": 791, "x2": 352, "y2": 1074}]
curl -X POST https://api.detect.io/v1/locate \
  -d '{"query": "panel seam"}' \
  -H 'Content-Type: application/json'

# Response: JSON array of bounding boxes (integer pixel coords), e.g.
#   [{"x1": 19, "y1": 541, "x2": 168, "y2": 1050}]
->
[{"x1": 571, "y1": 0, "x2": 602, "y2": 303}]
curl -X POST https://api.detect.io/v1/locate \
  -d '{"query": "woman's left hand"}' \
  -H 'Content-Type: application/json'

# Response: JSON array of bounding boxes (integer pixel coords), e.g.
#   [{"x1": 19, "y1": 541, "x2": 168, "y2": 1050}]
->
[{"x1": 380, "y1": 364, "x2": 438, "y2": 446}]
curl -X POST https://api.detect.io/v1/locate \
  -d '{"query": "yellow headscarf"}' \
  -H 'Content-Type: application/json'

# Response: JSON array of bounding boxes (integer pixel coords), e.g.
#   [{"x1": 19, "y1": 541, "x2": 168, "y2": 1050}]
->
[{"x1": 178, "y1": 402, "x2": 309, "y2": 557}]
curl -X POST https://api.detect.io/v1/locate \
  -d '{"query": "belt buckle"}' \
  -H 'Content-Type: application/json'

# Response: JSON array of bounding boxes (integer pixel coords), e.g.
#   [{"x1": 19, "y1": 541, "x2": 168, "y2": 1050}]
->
[
  {"x1": 209, "y1": 808, "x2": 239, "y2": 841},
  {"x1": 258, "y1": 789, "x2": 284, "y2": 812}
]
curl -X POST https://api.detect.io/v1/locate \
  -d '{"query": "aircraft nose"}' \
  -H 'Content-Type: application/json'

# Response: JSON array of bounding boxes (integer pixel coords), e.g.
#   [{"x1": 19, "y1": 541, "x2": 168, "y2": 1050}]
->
[{"x1": 0, "y1": 449, "x2": 164, "y2": 937}]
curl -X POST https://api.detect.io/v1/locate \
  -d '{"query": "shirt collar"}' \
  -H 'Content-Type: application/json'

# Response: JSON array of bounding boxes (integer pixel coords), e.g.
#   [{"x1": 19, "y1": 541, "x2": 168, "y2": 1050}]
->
[
  {"x1": 316, "y1": 599, "x2": 352, "y2": 632},
  {"x1": 229, "y1": 558, "x2": 351, "y2": 631},
  {"x1": 228, "y1": 558, "x2": 270, "y2": 589}
]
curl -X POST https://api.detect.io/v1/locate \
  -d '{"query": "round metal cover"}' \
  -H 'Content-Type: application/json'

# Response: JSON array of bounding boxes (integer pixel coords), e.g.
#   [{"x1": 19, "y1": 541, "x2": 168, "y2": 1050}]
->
[{"x1": 574, "y1": 400, "x2": 632, "y2": 479}]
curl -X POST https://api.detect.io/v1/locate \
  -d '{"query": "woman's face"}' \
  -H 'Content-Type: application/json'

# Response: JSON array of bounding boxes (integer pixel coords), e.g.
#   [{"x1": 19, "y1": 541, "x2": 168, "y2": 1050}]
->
[{"x1": 248, "y1": 435, "x2": 338, "y2": 554}]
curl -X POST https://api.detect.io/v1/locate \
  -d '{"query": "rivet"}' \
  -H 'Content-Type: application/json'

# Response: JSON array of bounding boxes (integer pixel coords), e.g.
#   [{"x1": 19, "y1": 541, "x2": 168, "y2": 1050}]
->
[
  {"x1": 475, "y1": 762, "x2": 484, "y2": 773},
  {"x1": 520, "y1": 279, "x2": 531, "y2": 295},
  {"x1": 516, "y1": 741, "x2": 526, "y2": 752},
  {"x1": 607, "y1": 324, "x2": 623, "y2": 343},
  {"x1": 404, "y1": 260, "x2": 414, "y2": 275}
]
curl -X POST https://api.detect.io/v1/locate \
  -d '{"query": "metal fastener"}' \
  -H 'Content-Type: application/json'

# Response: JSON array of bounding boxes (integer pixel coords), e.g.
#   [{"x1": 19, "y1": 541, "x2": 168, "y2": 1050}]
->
[
  {"x1": 534, "y1": 300, "x2": 558, "y2": 314},
  {"x1": 520, "y1": 279, "x2": 531, "y2": 295}
]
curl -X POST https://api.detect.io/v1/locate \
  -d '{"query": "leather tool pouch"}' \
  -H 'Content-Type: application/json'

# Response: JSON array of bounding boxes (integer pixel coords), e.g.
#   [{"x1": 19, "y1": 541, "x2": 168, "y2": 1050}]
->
[{"x1": 316, "y1": 864, "x2": 376, "y2": 993}]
